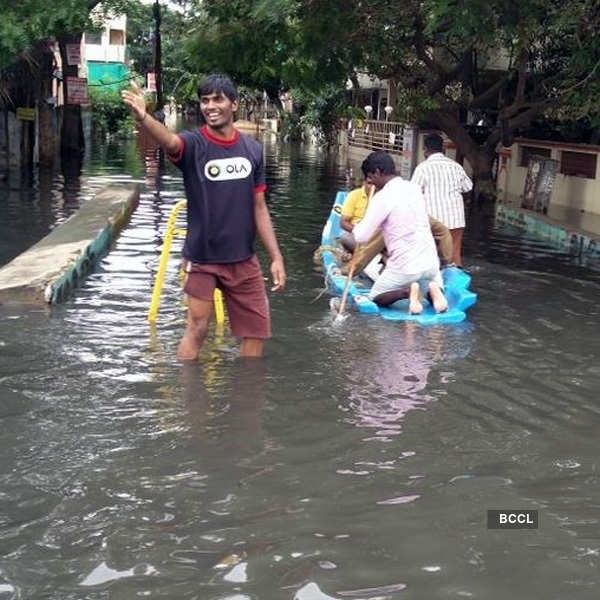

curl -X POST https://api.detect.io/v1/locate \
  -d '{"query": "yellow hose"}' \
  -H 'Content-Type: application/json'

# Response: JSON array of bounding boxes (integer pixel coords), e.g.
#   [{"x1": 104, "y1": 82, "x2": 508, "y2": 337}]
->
[
  {"x1": 148, "y1": 200, "x2": 186, "y2": 322},
  {"x1": 213, "y1": 287, "x2": 225, "y2": 324},
  {"x1": 148, "y1": 199, "x2": 226, "y2": 324}
]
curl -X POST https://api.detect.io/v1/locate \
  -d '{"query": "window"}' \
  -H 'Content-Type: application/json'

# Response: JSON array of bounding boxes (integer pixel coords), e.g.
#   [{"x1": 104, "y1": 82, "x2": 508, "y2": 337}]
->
[
  {"x1": 109, "y1": 29, "x2": 124, "y2": 45},
  {"x1": 560, "y1": 151, "x2": 597, "y2": 179},
  {"x1": 85, "y1": 31, "x2": 102, "y2": 45},
  {"x1": 519, "y1": 145, "x2": 551, "y2": 167}
]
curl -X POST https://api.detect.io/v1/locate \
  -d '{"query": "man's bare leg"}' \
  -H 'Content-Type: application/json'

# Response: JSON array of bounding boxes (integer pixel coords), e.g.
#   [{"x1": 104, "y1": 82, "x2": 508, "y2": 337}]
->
[
  {"x1": 372, "y1": 285, "x2": 410, "y2": 307},
  {"x1": 408, "y1": 282, "x2": 423, "y2": 314},
  {"x1": 177, "y1": 296, "x2": 213, "y2": 360},
  {"x1": 240, "y1": 338, "x2": 264, "y2": 357},
  {"x1": 428, "y1": 281, "x2": 448, "y2": 313},
  {"x1": 450, "y1": 227, "x2": 464, "y2": 267}
]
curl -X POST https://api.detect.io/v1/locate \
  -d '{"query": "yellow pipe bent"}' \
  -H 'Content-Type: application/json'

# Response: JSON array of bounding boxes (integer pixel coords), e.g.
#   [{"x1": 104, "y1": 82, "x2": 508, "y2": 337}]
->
[{"x1": 147, "y1": 200, "x2": 225, "y2": 324}]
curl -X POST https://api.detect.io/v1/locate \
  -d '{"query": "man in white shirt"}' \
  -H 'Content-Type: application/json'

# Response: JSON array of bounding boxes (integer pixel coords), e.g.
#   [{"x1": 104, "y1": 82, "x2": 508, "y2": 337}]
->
[
  {"x1": 354, "y1": 152, "x2": 447, "y2": 314},
  {"x1": 411, "y1": 134, "x2": 473, "y2": 267}
]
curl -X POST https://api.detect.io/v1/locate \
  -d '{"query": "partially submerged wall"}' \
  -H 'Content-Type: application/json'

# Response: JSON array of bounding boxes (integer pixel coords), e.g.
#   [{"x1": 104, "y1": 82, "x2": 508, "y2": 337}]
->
[{"x1": 0, "y1": 185, "x2": 139, "y2": 304}]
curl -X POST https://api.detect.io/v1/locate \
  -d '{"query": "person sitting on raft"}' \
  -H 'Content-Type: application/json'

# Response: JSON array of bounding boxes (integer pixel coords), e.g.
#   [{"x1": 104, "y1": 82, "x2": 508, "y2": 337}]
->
[
  {"x1": 339, "y1": 179, "x2": 374, "y2": 253},
  {"x1": 345, "y1": 212, "x2": 454, "y2": 277},
  {"x1": 337, "y1": 180, "x2": 455, "y2": 277},
  {"x1": 353, "y1": 151, "x2": 448, "y2": 314}
]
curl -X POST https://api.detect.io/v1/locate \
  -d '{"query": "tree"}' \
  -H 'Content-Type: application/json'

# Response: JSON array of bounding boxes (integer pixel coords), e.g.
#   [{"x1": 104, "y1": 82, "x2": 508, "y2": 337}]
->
[
  {"x1": 189, "y1": 0, "x2": 599, "y2": 200},
  {"x1": 285, "y1": 0, "x2": 600, "y2": 200},
  {"x1": 183, "y1": 0, "x2": 308, "y2": 108},
  {"x1": 126, "y1": 0, "x2": 196, "y2": 106},
  {"x1": 1, "y1": 1, "x2": 134, "y2": 165},
  {"x1": 180, "y1": 0, "x2": 359, "y2": 142}
]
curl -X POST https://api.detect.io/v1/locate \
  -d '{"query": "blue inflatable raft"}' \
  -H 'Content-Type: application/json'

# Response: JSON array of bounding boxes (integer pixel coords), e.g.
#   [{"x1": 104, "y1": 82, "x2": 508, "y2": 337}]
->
[{"x1": 321, "y1": 191, "x2": 477, "y2": 324}]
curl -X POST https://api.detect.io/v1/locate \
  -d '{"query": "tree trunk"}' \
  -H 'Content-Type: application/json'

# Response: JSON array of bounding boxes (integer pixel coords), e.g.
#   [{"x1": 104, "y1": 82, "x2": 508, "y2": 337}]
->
[
  {"x1": 153, "y1": 0, "x2": 163, "y2": 112},
  {"x1": 20, "y1": 90, "x2": 35, "y2": 173},
  {"x1": 38, "y1": 47, "x2": 56, "y2": 167},
  {"x1": 58, "y1": 33, "x2": 85, "y2": 160},
  {"x1": 430, "y1": 108, "x2": 496, "y2": 209},
  {"x1": 387, "y1": 78, "x2": 398, "y2": 112}
]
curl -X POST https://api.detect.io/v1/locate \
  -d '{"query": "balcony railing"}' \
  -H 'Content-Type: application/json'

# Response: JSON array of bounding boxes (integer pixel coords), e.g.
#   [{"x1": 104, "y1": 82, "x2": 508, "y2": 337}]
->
[{"x1": 347, "y1": 119, "x2": 406, "y2": 155}]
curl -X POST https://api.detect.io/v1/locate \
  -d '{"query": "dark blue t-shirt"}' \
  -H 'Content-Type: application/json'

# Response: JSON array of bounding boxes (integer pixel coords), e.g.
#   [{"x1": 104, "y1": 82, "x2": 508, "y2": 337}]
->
[{"x1": 169, "y1": 125, "x2": 266, "y2": 264}]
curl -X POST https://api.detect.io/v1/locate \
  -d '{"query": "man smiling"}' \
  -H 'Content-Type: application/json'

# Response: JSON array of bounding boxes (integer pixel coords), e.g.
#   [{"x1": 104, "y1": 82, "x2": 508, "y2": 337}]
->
[{"x1": 122, "y1": 73, "x2": 286, "y2": 360}]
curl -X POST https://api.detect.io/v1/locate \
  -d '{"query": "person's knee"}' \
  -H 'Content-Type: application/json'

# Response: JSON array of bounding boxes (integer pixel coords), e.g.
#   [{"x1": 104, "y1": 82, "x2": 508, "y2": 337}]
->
[
  {"x1": 340, "y1": 233, "x2": 356, "y2": 252},
  {"x1": 371, "y1": 286, "x2": 410, "y2": 306},
  {"x1": 371, "y1": 294, "x2": 387, "y2": 307}
]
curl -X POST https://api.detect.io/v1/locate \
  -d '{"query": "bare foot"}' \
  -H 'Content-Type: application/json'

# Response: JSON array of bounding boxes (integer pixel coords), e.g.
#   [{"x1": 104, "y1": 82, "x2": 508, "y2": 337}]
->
[
  {"x1": 409, "y1": 298, "x2": 423, "y2": 314},
  {"x1": 408, "y1": 282, "x2": 423, "y2": 314},
  {"x1": 428, "y1": 282, "x2": 448, "y2": 313},
  {"x1": 176, "y1": 337, "x2": 200, "y2": 361}
]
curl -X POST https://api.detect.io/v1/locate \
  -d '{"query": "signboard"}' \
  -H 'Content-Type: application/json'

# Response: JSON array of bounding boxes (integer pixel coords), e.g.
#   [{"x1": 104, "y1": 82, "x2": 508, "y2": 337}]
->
[
  {"x1": 147, "y1": 72, "x2": 157, "y2": 92},
  {"x1": 66, "y1": 76, "x2": 89, "y2": 105},
  {"x1": 522, "y1": 156, "x2": 559, "y2": 214},
  {"x1": 16, "y1": 107, "x2": 35, "y2": 121},
  {"x1": 66, "y1": 43, "x2": 81, "y2": 66},
  {"x1": 400, "y1": 126, "x2": 418, "y2": 179}
]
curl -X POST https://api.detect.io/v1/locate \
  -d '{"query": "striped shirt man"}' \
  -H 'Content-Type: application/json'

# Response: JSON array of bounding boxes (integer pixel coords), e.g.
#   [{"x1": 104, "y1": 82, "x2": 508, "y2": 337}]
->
[{"x1": 411, "y1": 152, "x2": 473, "y2": 230}]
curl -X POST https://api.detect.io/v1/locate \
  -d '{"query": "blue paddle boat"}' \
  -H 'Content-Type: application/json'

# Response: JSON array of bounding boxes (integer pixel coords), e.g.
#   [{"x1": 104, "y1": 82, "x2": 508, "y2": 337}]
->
[{"x1": 321, "y1": 191, "x2": 477, "y2": 324}]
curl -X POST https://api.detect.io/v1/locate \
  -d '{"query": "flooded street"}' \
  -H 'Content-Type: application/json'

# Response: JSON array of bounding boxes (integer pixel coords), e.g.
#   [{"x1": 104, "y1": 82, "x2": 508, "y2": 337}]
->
[{"x1": 1, "y1": 134, "x2": 600, "y2": 599}]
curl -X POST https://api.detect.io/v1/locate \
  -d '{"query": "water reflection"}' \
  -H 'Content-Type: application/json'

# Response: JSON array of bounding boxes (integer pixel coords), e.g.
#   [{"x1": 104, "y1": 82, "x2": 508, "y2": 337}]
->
[
  {"x1": 326, "y1": 321, "x2": 473, "y2": 440},
  {"x1": 179, "y1": 360, "x2": 266, "y2": 460}
]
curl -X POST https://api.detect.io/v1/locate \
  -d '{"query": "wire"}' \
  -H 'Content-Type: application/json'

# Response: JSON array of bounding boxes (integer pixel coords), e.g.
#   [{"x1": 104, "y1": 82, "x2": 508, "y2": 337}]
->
[
  {"x1": 53, "y1": 72, "x2": 140, "y2": 88},
  {"x1": 87, "y1": 75, "x2": 138, "y2": 87}
]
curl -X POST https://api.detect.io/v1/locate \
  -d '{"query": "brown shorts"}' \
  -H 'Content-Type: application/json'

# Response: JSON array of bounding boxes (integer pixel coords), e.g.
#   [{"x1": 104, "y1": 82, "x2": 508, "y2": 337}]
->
[{"x1": 184, "y1": 255, "x2": 271, "y2": 339}]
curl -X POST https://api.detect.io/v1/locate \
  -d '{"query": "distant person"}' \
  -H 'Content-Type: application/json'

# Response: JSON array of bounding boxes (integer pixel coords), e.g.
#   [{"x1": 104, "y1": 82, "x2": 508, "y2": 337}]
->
[
  {"x1": 411, "y1": 133, "x2": 473, "y2": 267},
  {"x1": 354, "y1": 151, "x2": 447, "y2": 314},
  {"x1": 122, "y1": 74, "x2": 286, "y2": 360}
]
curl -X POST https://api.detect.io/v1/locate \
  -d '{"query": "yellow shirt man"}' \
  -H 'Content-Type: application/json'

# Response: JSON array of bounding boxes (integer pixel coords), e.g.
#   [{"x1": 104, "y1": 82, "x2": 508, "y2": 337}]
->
[{"x1": 341, "y1": 185, "x2": 370, "y2": 227}]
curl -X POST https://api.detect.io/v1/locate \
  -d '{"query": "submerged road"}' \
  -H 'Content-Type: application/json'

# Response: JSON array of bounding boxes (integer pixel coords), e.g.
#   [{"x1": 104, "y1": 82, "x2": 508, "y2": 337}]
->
[{"x1": 1, "y1": 135, "x2": 600, "y2": 599}]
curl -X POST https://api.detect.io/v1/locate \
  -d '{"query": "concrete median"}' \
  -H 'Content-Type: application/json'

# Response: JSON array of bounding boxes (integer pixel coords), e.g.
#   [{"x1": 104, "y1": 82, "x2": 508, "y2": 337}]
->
[{"x1": 0, "y1": 185, "x2": 139, "y2": 305}]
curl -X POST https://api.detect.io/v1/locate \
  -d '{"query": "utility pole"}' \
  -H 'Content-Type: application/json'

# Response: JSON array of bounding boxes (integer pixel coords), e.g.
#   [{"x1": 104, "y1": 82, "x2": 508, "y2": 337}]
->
[{"x1": 152, "y1": 0, "x2": 163, "y2": 113}]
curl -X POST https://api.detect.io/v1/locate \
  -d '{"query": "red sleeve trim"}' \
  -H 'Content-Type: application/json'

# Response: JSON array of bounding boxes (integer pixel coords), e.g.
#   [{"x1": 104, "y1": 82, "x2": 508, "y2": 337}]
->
[
  {"x1": 167, "y1": 135, "x2": 185, "y2": 162},
  {"x1": 254, "y1": 184, "x2": 267, "y2": 194}
]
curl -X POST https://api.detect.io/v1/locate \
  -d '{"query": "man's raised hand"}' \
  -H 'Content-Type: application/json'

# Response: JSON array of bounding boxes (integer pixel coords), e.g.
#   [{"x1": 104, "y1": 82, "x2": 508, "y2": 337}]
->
[{"x1": 121, "y1": 81, "x2": 147, "y2": 122}]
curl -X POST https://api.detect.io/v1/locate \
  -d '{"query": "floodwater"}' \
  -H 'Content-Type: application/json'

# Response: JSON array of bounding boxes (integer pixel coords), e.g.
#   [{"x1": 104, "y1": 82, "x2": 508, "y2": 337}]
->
[{"x1": 1, "y1": 134, "x2": 600, "y2": 600}]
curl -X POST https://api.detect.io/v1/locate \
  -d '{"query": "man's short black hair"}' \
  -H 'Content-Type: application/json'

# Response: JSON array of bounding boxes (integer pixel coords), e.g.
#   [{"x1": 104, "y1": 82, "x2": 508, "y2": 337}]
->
[
  {"x1": 424, "y1": 133, "x2": 444, "y2": 153},
  {"x1": 197, "y1": 73, "x2": 238, "y2": 102},
  {"x1": 361, "y1": 151, "x2": 396, "y2": 177}
]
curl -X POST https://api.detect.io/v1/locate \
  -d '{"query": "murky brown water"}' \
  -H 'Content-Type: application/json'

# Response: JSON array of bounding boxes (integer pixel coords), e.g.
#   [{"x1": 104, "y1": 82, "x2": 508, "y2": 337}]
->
[{"x1": 1, "y1": 135, "x2": 600, "y2": 599}]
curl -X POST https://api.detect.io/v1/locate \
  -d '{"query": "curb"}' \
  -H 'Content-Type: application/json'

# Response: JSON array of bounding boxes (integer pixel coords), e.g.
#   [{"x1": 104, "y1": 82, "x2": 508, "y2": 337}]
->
[
  {"x1": 0, "y1": 185, "x2": 140, "y2": 305},
  {"x1": 495, "y1": 203, "x2": 600, "y2": 258}
]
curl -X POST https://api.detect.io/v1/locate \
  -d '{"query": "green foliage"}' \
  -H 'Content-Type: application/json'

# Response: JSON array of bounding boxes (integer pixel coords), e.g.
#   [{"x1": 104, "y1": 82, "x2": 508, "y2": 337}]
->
[
  {"x1": 89, "y1": 84, "x2": 133, "y2": 137},
  {"x1": 126, "y1": 0, "x2": 196, "y2": 105},
  {"x1": 279, "y1": 112, "x2": 303, "y2": 141},
  {"x1": 290, "y1": 85, "x2": 349, "y2": 145},
  {"x1": 280, "y1": 0, "x2": 600, "y2": 170},
  {"x1": 0, "y1": 1, "x2": 131, "y2": 70}
]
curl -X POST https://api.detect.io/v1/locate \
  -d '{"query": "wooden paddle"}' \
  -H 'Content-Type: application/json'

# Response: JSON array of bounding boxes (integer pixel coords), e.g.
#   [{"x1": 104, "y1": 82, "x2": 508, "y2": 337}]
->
[
  {"x1": 334, "y1": 243, "x2": 361, "y2": 322},
  {"x1": 334, "y1": 184, "x2": 375, "y2": 322}
]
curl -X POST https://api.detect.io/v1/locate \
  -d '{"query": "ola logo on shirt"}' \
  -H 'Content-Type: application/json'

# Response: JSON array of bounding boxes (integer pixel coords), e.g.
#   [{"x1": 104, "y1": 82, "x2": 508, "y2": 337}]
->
[{"x1": 205, "y1": 157, "x2": 252, "y2": 181}]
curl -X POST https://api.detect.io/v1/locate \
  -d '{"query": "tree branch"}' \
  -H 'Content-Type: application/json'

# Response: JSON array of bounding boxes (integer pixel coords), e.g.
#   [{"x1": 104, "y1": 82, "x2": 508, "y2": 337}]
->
[{"x1": 468, "y1": 74, "x2": 509, "y2": 109}]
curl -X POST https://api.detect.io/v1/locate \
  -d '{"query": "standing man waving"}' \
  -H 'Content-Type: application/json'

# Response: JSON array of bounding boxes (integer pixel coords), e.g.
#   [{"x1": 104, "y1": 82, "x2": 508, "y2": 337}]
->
[
  {"x1": 122, "y1": 74, "x2": 286, "y2": 360},
  {"x1": 411, "y1": 133, "x2": 473, "y2": 268}
]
